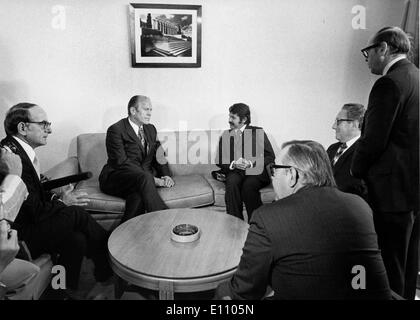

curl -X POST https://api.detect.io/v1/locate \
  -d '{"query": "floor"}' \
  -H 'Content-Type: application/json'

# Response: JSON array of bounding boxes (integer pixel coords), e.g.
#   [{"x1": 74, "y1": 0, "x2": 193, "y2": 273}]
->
[{"x1": 41, "y1": 258, "x2": 420, "y2": 300}]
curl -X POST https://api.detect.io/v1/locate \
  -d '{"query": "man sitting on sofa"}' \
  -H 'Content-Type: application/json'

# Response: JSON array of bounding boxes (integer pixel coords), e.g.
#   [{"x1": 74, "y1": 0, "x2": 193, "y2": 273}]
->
[
  {"x1": 99, "y1": 95, "x2": 174, "y2": 223},
  {"x1": 215, "y1": 103, "x2": 275, "y2": 221},
  {"x1": 2, "y1": 103, "x2": 113, "y2": 300}
]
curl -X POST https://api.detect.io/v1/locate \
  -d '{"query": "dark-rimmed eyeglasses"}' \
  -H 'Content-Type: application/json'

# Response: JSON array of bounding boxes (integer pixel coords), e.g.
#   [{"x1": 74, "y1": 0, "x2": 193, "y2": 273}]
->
[
  {"x1": 269, "y1": 163, "x2": 300, "y2": 180},
  {"x1": 334, "y1": 118, "x2": 354, "y2": 126},
  {"x1": 361, "y1": 43, "x2": 380, "y2": 59},
  {"x1": 26, "y1": 121, "x2": 52, "y2": 130}
]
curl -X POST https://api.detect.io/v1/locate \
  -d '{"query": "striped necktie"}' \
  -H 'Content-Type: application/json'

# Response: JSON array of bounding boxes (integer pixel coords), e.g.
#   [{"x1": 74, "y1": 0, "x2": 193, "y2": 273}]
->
[
  {"x1": 332, "y1": 142, "x2": 348, "y2": 165},
  {"x1": 138, "y1": 125, "x2": 146, "y2": 150}
]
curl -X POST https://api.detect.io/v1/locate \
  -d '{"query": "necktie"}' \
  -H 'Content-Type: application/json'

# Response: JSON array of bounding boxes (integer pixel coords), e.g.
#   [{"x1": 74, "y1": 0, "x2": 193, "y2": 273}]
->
[
  {"x1": 33, "y1": 156, "x2": 41, "y2": 178},
  {"x1": 332, "y1": 142, "x2": 348, "y2": 165},
  {"x1": 234, "y1": 129, "x2": 242, "y2": 159},
  {"x1": 138, "y1": 125, "x2": 146, "y2": 150}
]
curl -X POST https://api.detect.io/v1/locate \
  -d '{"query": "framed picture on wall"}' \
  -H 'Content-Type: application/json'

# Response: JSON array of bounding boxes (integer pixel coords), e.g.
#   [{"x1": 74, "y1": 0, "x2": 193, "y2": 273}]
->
[{"x1": 129, "y1": 3, "x2": 202, "y2": 68}]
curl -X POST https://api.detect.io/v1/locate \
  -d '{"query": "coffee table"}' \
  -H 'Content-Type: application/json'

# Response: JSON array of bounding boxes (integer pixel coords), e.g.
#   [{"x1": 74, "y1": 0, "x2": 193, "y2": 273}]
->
[{"x1": 108, "y1": 208, "x2": 249, "y2": 299}]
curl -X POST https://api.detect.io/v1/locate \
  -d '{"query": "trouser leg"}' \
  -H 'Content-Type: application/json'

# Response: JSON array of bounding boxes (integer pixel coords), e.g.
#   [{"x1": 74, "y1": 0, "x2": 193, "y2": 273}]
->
[
  {"x1": 225, "y1": 171, "x2": 245, "y2": 219},
  {"x1": 241, "y1": 175, "x2": 270, "y2": 222}
]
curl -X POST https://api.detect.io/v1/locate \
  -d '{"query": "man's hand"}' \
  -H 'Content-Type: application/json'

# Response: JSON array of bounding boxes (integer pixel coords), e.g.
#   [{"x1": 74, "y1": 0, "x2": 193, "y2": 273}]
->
[
  {"x1": 0, "y1": 148, "x2": 22, "y2": 177},
  {"x1": 161, "y1": 176, "x2": 175, "y2": 188},
  {"x1": 0, "y1": 220, "x2": 19, "y2": 274},
  {"x1": 60, "y1": 184, "x2": 90, "y2": 207},
  {"x1": 154, "y1": 177, "x2": 165, "y2": 187},
  {"x1": 234, "y1": 158, "x2": 252, "y2": 171}
]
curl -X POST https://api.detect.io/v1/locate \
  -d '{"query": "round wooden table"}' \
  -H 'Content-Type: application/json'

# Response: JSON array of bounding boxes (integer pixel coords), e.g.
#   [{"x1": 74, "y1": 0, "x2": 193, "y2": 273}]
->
[{"x1": 108, "y1": 208, "x2": 249, "y2": 299}]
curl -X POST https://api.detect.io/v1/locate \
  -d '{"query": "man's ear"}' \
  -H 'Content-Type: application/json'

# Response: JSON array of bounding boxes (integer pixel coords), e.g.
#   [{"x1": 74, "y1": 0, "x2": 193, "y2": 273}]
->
[
  {"x1": 288, "y1": 168, "x2": 299, "y2": 188},
  {"x1": 17, "y1": 122, "x2": 27, "y2": 136},
  {"x1": 378, "y1": 41, "x2": 389, "y2": 56}
]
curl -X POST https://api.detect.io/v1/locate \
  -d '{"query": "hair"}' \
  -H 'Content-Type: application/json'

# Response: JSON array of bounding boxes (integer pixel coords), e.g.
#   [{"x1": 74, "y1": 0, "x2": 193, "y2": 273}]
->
[
  {"x1": 342, "y1": 103, "x2": 365, "y2": 129},
  {"x1": 281, "y1": 140, "x2": 336, "y2": 188},
  {"x1": 4, "y1": 102, "x2": 37, "y2": 136},
  {"x1": 229, "y1": 103, "x2": 251, "y2": 125},
  {"x1": 373, "y1": 26, "x2": 411, "y2": 55},
  {"x1": 127, "y1": 95, "x2": 151, "y2": 116}
]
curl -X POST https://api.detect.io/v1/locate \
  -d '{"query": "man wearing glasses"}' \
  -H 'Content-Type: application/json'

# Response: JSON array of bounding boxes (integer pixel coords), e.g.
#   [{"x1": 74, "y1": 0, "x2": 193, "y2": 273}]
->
[
  {"x1": 0, "y1": 103, "x2": 113, "y2": 299},
  {"x1": 327, "y1": 103, "x2": 367, "y2": 200},
  {"x1": 352, "y1": 26, "x2": 419, "y2": 299},
  {"x1": 215, "y1": 141, "x2": 391, "y2": 300}
]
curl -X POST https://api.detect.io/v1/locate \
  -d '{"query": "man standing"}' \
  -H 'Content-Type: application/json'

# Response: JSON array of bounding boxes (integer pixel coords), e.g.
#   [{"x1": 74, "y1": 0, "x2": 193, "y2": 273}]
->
[
  {"x1": 216, "y1": 140, "x2": 391, "y2": 300},
  {"x1": 215, "y1": 103, "x2": 275, "y2": 221},
  {"x1": 1, "y1": 103, "x2": 113, "y2": 299},
  {"x1": 99, "y1": 95, "x2": 174, "y2": 223},
  {"x1": 351, "y1": 26, "x2": 419, "y2": 299},
  {"x1": 327, "y1": 103, "x2": 367, "y2": 200}
]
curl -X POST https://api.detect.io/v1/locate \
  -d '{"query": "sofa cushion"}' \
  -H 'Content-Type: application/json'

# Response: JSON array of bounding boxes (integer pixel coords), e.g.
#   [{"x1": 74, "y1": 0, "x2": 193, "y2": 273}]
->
[
  {"x1": 76, "y1": 174, "x2": 214, "y2": 214},
  {"x1": 203, "y1": 174, "x2": 276, "y2": 207}
]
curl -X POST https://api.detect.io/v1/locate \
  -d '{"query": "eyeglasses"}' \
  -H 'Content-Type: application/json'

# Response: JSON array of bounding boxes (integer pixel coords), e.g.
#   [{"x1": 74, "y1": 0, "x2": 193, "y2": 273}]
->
[
  {"x1": 26, "y1": 121, "x2": 52, "y2": 130},
  {"x1": 269, "y1": 163, "x2": 300, "y2": 180},
  {"x1": 334, "y1": 118, "x2": 354, "y2": 125},
  {"x1": 361, "y1": 43, "x2": 380, "y2": 59}
]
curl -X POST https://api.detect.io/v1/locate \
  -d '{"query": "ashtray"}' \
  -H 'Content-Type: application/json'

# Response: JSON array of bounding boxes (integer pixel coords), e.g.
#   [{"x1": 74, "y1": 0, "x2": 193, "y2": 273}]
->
[{"x1": 171, "y1": 224, "x2": 200, "y2": 243}]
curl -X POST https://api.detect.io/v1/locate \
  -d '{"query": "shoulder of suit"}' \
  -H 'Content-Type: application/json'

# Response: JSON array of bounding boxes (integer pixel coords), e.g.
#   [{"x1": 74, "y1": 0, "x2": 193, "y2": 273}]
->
[
  {"x1": 327, "y1": 142, "x2": 340, "y2": 151},
  {"x1": 108, "y1": 118, "x2": 126, "y2": 129}
]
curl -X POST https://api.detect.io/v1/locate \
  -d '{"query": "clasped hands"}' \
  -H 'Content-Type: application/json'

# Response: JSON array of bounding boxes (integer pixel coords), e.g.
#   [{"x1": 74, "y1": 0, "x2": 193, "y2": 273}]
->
[
  {"x1": 57, "y1": 184, "x2": 90, "y2": 207},
  {"x1": 232, "y1": 157, "x2": 252, "y2": 171},
  {"x1": 155, "y1": 176, "x2": 175, "y2": 188}
]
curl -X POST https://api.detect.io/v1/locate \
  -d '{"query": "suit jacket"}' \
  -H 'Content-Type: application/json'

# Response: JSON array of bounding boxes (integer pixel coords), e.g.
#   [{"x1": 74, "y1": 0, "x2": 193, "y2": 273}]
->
[
  {"x1": 327, "y1": 141, "x2": 367, "y2": 200},
  {"x1": 216, "y1": 186, "x2": 391, "y2": 300},
  {"x1": 0, "y1": 136, "x2": 67, "y2": 231},
  {"x1": 351, "y1": 59, "x2": 419, "y2": 212},
  {"x1": 216, "y1": 125, "x2": 275, "y2": 177},
  {"x1": 99, "y1": 118, "x2": 170, "y2": 192}
]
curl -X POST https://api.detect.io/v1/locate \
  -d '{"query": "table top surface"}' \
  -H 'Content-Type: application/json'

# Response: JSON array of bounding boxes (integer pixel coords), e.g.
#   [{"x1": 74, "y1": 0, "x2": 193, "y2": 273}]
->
[{"x1": 108, "y1": 208, "x2": 249, "y2": 280}]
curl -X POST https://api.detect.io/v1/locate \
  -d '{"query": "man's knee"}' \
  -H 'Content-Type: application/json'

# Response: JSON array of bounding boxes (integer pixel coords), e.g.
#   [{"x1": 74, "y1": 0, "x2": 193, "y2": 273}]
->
[
  {"x1": 135, "y1": 171, "x2": 155, "y2": 188},
  {"x1": 225, "y1": 173, "x2": 243, "y2": 190}
]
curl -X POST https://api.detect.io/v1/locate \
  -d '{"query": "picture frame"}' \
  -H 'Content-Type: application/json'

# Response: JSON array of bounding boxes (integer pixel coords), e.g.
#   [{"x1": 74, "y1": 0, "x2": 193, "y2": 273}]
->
[{"x1": 129, "y1": 3, "x2": 202, "y2": 68}]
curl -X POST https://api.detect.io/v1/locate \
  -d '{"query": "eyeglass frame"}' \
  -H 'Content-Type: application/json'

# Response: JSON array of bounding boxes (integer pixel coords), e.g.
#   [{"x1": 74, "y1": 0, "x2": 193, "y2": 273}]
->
[
  {"x1": 269, "y1": 163, "x2": 300, "y2": 180},
  {"x1": 26, "y1": 121, "x2": 52, "y2": 130},
  {"x1": 334, "y1": 118, "x2": 354, "y2": 126},
  {"x1": 360, "y1": 43, "x2": 381, "y2": 59}
]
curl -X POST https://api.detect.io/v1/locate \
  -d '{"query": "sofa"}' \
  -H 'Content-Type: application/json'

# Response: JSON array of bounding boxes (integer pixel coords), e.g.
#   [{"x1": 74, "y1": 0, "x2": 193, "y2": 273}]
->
[{"x1": 46, "y1": 130, "x2": 276, "y2": 231}]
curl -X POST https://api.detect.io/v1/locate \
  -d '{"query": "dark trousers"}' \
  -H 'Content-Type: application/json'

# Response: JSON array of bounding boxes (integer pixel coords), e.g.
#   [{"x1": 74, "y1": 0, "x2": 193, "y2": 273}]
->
[
  {"x1": 225, "y1": 170, "x2": 270, "y2": 221},
  {"x1": 103, "y1": 168, "x2": 167, "y2": 223},
  {"x1": 373, "y1": 210, "x2": 419, "y2": 299},
  {"x1": 20, "y1": 205, "x2": 113, "y2": 290}
]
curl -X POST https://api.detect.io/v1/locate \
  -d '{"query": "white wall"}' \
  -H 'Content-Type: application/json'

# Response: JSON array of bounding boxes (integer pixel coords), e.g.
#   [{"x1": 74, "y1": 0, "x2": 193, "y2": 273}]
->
[{"x1": 0, "y1": 0, "x2": 407, "y2": 171}]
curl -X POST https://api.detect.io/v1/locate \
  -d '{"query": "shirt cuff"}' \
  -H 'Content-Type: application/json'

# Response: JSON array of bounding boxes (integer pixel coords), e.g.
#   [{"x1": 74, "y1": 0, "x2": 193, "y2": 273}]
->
[{"x1": 229, "y1": 161, "x2": 235, "y2": 170}]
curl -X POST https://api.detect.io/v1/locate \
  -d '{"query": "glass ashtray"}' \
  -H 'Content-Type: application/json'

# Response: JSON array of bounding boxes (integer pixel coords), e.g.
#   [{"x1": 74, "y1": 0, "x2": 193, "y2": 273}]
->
[{"x1": 171, "y1": 224, "x2": 200, "y2": 243}]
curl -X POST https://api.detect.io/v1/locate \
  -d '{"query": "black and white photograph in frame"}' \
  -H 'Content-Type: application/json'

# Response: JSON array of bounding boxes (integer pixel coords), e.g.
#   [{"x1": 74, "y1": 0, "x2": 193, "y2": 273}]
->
[{"x1": 129, "y1": 3, "x2": 202, "y2": 67}]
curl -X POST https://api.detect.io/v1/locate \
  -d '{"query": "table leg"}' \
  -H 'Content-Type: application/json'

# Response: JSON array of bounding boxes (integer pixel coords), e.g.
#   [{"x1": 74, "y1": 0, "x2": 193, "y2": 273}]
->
[
  {"x1": 114, "y1": 276, "x2": 128, "y2": 299},
  {"x1": 158, "y1": 281, "x2": 174, "y2": 300}
]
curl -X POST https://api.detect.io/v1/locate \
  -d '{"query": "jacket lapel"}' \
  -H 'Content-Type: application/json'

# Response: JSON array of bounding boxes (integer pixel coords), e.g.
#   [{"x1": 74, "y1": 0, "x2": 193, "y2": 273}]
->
[
  {"x1": 333, "y1": 142, "x2": 357, "y2": 172},
  {"x1": 124, "y1": 118, "x2": 146, "y2": 155}
]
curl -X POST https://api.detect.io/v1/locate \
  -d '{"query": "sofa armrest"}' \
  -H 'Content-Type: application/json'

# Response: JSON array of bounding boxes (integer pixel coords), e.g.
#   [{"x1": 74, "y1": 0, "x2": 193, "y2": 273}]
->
[{"x1": 43, "y1": 156, "x2": 80, "y2": 180}]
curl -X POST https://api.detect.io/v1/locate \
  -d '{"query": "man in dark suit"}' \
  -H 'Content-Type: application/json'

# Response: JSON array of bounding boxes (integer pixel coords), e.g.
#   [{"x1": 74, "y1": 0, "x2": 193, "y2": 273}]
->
[
  {"x1": 99, "y1": 95, "x2": 174, "y2": 223},
  {"x1": 1, "y1": 103, "x2": 113, "y2": 299},
  {"x1": 216, "y1": 140, "x2": 391, "y2": 300},
  {"x1": 351, "y1": 26, "x2": 419, "y2": 299},
  {"x1": 215, "y1": 103, "x2": 275, "y2": 221},
  {"x1": 327, "y1": 103, "x2": 367, "y2": 200}
]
